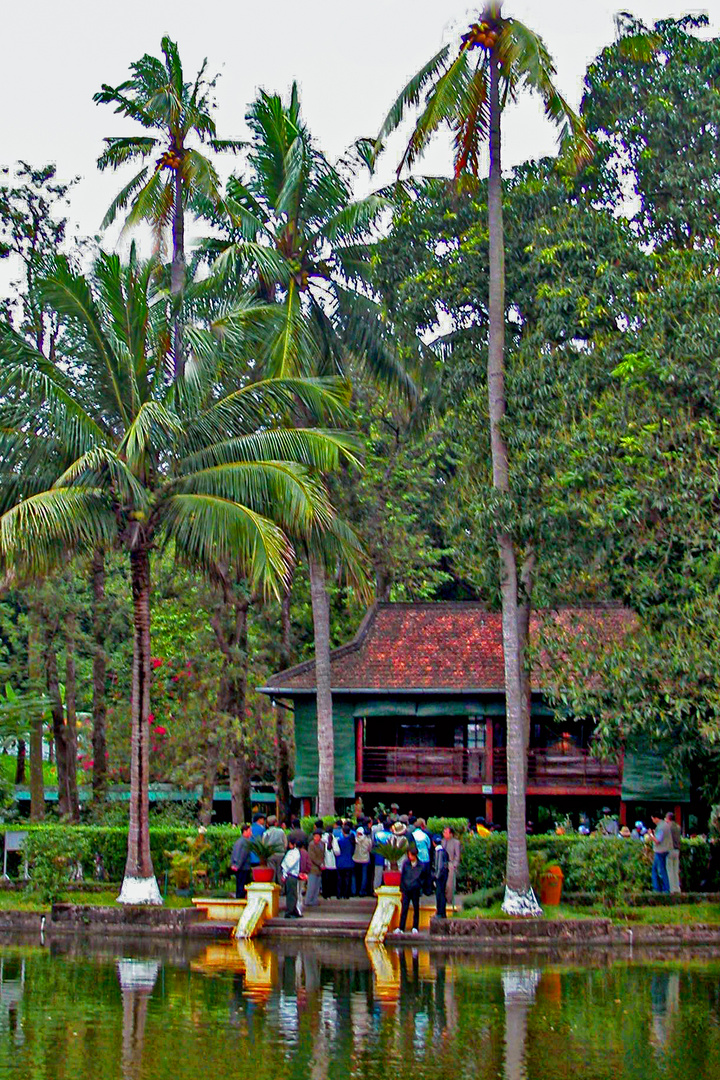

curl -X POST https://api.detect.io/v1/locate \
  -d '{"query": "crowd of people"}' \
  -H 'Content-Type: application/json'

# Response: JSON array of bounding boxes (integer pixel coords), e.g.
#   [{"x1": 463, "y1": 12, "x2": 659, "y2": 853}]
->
[
  {"x1": 229, "y1": 807, "x2": 463, "y2": 930},
  {"x1": 228, "y1": 804, "x2": 692, "y2": 921}
]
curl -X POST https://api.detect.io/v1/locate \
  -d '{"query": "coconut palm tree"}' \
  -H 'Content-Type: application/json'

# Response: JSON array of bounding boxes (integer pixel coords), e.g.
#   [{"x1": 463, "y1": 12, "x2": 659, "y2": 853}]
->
[
  {"x1": 376, "y1": 1, "x2": 591, "y2": 914},
  {"x1": 94, "y1": 37, "x2": 242, "y2": 377},
  {"x1": 199, "y1": 85, "x2": 412, "y2": 816},
  {"x1": 0, "y1": 250, "x2": 356, "y2": 902}
]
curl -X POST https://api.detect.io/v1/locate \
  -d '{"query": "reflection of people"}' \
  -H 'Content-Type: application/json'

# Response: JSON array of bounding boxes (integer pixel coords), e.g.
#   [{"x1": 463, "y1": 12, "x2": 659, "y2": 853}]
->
[
  {"x1": 665, "y1": 812, "x2": 682, "y2": 894},
  {"x1": 650, "y1": 813, "x2": 672, "y2": 893},
  {"x1": 230, "y1": 823, "x2": 253, "y2": 899}
]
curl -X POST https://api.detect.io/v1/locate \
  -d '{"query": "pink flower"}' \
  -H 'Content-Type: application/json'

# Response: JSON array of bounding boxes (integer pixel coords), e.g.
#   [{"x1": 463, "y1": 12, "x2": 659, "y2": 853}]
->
[
  {"x1": 151, "y1": 658, "x2": 164, "y2": 669},
  {"x1": 153, "y1": 725, "x2": 167, "y2": 736},
  {"x1": 147, "y1": 712, "x2": 155, "y2": 724}
]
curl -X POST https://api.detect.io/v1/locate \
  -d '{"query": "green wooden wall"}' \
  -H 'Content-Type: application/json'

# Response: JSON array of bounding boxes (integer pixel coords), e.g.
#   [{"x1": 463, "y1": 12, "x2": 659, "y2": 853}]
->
[{"x1": 293, "y1": 697, "x2": 357, "y2": 799}]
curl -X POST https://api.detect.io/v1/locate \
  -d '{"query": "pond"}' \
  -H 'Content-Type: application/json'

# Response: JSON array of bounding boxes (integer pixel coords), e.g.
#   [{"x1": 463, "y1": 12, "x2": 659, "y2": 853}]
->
[{"x1": 0, "y1": 935, "x2": 719, "y2": 1079}]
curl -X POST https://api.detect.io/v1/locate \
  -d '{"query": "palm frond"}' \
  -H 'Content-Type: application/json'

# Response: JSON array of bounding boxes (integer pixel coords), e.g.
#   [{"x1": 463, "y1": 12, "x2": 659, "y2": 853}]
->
[
  {"x1": 119, "y1": 400, "x2": 183, "y2": 467},
  {"x1": 399, "y1": 50, "x2": 474, "y2": 174},
  {"x1": 0, "y1": 488, "x2": 115, "y2": 572},
  {"x1": 178, "y1": 427, "x2": 361, "y2": 474},
  {"x1": 100, "y1": 166, "x2": 151, "y2": 229},
  {"x1": 97, "y1": 136, "x2": 157, "y2": 172},
  {"x1": 170, "y1": 461, "x2": 334, "y2": 531},
  {"x1": 162, "y1": 493, "x2": 292, "y2": 593},
  {"x1": 182, "y1": 376, "x2": 352, "y2": 452},
  {"x1": 53, "y1": 446, "x2": 149, "y2": 509},
  {"x1": 376, "y1": 45, "x2": 452, "y2": 154},
  {"x1": 39, "y1": 259, "x2": 131, "y2": 425}
]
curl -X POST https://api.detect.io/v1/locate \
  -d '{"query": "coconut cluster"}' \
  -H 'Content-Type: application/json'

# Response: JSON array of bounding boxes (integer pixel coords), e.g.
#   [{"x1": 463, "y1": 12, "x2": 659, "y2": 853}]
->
[{"x1": 461, "y1": 21, "x2": 500, "y2": 51}]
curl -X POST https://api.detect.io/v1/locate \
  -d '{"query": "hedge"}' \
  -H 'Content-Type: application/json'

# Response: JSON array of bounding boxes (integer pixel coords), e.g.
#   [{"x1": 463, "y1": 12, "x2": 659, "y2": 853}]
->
[
  {"x1": 2, "y1": 825, "x2": 717, "y2": 899},
  {"x1": 456, "y1": 833, "x2": 719, "y2": 896},
  {"x1": 0, "y1": 825, "x2": 240, "y2": 886}
]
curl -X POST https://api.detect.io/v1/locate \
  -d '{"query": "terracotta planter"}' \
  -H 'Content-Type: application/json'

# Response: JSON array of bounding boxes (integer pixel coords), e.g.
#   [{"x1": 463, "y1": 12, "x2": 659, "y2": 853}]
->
[
  {"x1": 539, "y1": 865, "x2": 563, "y2": 906},
  {"x1": 383, "y1": 870, "x2": 401, "y2": 887},
  {"x1": 252, "y1": 866, "x2": 275, "y2": 883}
]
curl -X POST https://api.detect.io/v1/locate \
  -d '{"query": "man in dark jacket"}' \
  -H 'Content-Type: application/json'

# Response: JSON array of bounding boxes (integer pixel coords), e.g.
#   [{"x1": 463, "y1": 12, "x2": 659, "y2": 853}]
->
[
  {"x1": 433, "y1": 835, "x2": 449, "y2": 918},
  {"x1": 396, "y1": 845, "x2": 424, "y2": 933},
  {"x1": 230, "y1": 823, "x2": 253, "y2": 899}
]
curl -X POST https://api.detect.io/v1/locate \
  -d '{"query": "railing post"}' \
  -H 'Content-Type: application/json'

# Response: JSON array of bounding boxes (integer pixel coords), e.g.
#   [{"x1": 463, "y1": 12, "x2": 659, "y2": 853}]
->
[
  {"x1": 355, "y1": 718, "x2": 364, "y2": 784},
  {"x1": 484, "y1": 718, "x2": 494, "y2": 784}
]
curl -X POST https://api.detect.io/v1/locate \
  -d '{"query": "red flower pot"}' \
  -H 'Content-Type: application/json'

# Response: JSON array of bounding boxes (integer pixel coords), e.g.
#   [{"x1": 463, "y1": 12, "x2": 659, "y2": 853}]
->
[
  {"x1": 383, "y1": 870, "x2": 401, "y2": 887},
  {"x1": 252, "y1": 866, "x2": 275, "y2": 883}
]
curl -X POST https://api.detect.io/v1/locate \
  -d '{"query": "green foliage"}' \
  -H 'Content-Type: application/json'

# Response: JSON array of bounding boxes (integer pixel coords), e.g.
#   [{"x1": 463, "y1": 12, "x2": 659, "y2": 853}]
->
[
  {"x1": 164, "y1": 830, "x2": 210, "y2": 890},
  {"x1": 23, "y1": 829, "x2": 91, "y2": 904},
  {"x1": 371, "y1": 840, "x2": 408, "y2": 866},
  {"x1": 456, "y1": 834, "x2": 716, "y2": 896},
  {"x1": 247, "y1": 836, "x2": 283, "y2": 865},
  {"x1": 565, "y1": 837, "x2": 651, "y2": 906}
]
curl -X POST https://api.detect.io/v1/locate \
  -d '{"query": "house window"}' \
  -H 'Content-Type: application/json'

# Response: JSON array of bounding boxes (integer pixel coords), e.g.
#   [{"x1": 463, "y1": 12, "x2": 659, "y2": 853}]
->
[{"x1": 467, "y1": 720, "x2": 485, "y2": 750}]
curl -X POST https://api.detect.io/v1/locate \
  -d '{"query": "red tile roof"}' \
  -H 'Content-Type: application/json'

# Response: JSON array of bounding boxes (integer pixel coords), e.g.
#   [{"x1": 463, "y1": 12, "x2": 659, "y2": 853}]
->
[{"x1": 261, "y1": 602, "x2": 636, "y2": 693}]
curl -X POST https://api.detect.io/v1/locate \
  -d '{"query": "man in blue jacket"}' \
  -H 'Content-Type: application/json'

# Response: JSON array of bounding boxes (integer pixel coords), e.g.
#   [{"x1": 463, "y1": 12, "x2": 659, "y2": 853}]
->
[{"x1": 230, "y1": 823, "x2": 253, "y2": 899}]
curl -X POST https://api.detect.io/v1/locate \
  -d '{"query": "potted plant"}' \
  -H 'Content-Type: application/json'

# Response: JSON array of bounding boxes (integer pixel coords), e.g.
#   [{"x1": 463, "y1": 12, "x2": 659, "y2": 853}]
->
[
  {"x1": 372, "y1": 840, "x2": 408, "y2": 887},
  {"x1": 165, "y1": 831, "x2": 210, "y2": 896},
  {"x1": 248, "y1": 837, "x2": 283, "y2": 882},
  {"x1": 528, "y1": 849, "x2": 563, "y2": 906}
]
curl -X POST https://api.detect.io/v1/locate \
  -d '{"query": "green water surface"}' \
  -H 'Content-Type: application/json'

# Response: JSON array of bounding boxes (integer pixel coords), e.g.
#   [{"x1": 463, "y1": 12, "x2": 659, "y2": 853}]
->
[{"x1": 1, "y1": 937, "x2": 719, "y2": 1079}]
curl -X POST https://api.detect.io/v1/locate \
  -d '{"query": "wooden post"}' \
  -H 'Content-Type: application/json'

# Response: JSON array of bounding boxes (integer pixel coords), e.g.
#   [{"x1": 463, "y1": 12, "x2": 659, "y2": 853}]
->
[
  {"x1": 674, "y1": 804, "x2": 682, "y2": 830},
  {"x1": 619, "y1": 801, "x2": 628, "y2": 826},
  {"x1": 484, "y1": 718, "x2": 494, "y2": 784},
  {"x1": 356, "y1": 717, "x2": 364, "y2": 784},
  {"x1": 301, "y1": 797, "x2": 312, "y2": 817},
  {"x1": 485, "y1": 797, "x2": 494, "y2": 823}
]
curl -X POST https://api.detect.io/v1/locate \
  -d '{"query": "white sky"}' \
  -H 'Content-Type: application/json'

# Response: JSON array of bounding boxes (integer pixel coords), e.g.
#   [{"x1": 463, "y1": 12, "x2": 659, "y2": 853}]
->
[{"x1": 1, "y1": 0, "x2": 718, "y2": 252}]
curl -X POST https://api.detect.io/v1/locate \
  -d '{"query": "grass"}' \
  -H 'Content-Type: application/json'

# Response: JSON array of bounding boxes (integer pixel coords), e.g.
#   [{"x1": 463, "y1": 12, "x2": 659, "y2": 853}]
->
[
  {"x1": 0, "y1": 754, "x2": 57, "y2": 785},
  {"x1": 0, "y1": 889, "x2": 195, "y2": 912},
  {"x1": 460, "y1": 900, "x2": 720, "y2": 924}
]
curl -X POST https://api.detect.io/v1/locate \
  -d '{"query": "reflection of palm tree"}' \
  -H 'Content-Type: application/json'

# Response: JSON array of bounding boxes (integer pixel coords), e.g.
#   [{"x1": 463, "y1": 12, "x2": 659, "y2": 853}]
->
[
  {"x1": 117, "y1": 959, "x2": 159, "y2": 1080},
  {"x1": 502, "y1": 968, "x2": 540, "y2": 1080}
]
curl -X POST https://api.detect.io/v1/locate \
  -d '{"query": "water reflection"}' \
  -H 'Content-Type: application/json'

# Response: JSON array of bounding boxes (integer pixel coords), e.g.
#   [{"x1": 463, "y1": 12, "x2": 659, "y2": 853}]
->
[
  {"x1": 117, "y1": 959, "x2": 159, "y2": 1080},
  {"x1": 1, "y1": 938, "x2": 720, "y2": 1080}
]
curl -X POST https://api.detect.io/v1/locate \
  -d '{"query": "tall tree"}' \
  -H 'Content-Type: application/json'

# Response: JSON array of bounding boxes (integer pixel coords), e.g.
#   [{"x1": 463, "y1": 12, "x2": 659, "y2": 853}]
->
[
  {"x1": 377, "y1": 1, "x2": 590, "y2": 913},
  {"x1": 94, "y1": 37, "x2": 242, "y2": 377},
  {"x1": 0, "y1": 250, "x2": 352, "y2": 901},
  {"x1": 201, "y1": 85, "x2": 409, "y2": 814}
]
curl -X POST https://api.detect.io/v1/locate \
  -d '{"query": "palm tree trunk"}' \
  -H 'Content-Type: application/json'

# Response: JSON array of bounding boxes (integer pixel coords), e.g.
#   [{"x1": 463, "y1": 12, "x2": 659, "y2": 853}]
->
[
  {"x1": 275, "y1": 576, "x2": 293, "y2": 820},
  {"x1": 487, "y1": 44, "x2": 538, "y2": 915},
  {"x1": 171, "y1": 165, "x2": 185, "y2": 380},
  {"x1": 308, "y1": 550, "x2": 334, "y2": 816},
  {"x1": 118, "y1": 545, "x2": 161, "y2": 904},
  {"x1": 44, "y1": 627, "x2": 70, "y2": 819},
  {"x1": 64, "y1": 610, "x2": 80, "y2": 822},
  {"x1": 91, "y1": 549, "x2": 108, "y2": 803},
  {"x1": 27, "y1": 613, "x2": 45, "y2": 821},
  {"x1": 211, "y1": 585, "x2": 251, "y2": 826}
]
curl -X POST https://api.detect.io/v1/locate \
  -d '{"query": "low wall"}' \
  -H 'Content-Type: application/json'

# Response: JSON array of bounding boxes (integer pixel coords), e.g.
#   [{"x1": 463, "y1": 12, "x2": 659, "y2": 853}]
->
[
  {"x1": 431, "y1": 916, "x2": 720, "y2": 946},
  {"x1": 48, "y1": 903, "x2": 205, "y2": 935}
]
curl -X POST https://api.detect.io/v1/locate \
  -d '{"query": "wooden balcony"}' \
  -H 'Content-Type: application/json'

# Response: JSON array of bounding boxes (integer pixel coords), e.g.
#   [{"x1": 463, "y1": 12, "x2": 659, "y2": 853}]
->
[
  {"x1": 492, "y1": 747, "x2": 620, "y2": 790},
  {"x1": 356, "y1": 745, "x2": 621, "y2": 795},
  {"x1": 361, "y1": 746, "x2": 484, "y2": 787}
]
